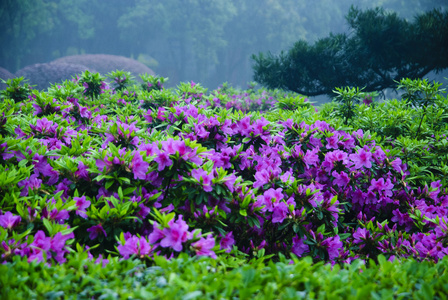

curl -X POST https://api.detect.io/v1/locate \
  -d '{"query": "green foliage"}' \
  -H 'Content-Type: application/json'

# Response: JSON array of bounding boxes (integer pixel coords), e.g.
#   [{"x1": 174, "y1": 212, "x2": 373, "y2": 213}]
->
[
  {"x1": 78, "y1": 70, "x2": 105, "y2": 100},
  {"x1": 2, "y1": 253, "x2": 448, "y2": 299},
  {"x1": 332, "y1": 86, "x2": 364, "y2": 125},
  {"x1": 140, "y1": 74, "x2": 167, "y2": 92},
  {"x1": 107, "y1": 70, "x2": 135, "y2": 91},
  {"x1": 275, "y1": 94, "x2": 313, "y2": 111},
  {"x1": 397, "y1": 78, "x2": 446, "y2": 139},
  {"x1": 0, "y1": 77, "x2": 33, "y2": 102},
  {"x1": 253, "y1": 6, "x2": 448, "y2": 96}
]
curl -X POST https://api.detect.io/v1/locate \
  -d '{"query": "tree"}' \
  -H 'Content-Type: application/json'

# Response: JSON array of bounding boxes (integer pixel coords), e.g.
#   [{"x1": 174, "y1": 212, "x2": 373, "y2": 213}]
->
[
  {"x1": 251, "y1": 7, "x2": 448, "y2": 97},
  {"x1": 0, "y1": 0, "x2": 55, "y2": 72},
  {"x1": 215, "y1": 0, "x2": 308, "y2": 87},
  {"x1": 118, "y1": 0, "x2": 235, "y2": 86}
]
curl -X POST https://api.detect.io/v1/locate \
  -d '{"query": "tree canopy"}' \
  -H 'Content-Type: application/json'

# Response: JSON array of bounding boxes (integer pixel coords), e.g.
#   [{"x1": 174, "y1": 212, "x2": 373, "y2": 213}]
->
[
  {"x1": 252, "y1": 7, "x2": 448, "y2": 96},
  {"x1": 1, "y1": 1, "x2": 447, "y2": 89}
]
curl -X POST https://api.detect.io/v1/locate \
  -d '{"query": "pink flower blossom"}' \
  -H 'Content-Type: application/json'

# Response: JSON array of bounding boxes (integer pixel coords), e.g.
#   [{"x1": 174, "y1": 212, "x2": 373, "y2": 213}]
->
[
  {"x1": 191, "y1": 169, "x2": 214, "y2": 192},
  {"x1": 131, "y1": 151, "x2": 149, "y2": 180},
  {"x1": 118, "y1": 235, "x2": 152, "y2": 259},
  {"x1": 192, "y1": 234, "x2": 217, "y2": 258},
  {"x1": 349, "y1": 148, "x2": 373, "y2": 169},
  {"x1": 332, "y1": 170, "x2": 350, "y2": 188},
  {"x1": 272, "y1": 201, "x2": 289, "y2": 223},
  {"x1": 219, "y1": 232, "x2": 235, "y2": 253},
  {"x1": 292, "y1": 235, "x2": 309, "y2": 257},
  {"x1": 160, "y1": 215, "x2": 190, "y2": 252},
  {"x1": 74, "y1": 196, "x2": 91, "y2": 219},
  {"x1": 87, "y1": 224, "x2": 107, "y2": 240},
  {"x1": 0, "y1": 212, "x2": 21, "y2": 230},
  {"x1": 154, "y1": 150, "x2": 172, "y2": 171},
  {"x1": 368, "y1": 178, "x2": 394, "y2": 197}
]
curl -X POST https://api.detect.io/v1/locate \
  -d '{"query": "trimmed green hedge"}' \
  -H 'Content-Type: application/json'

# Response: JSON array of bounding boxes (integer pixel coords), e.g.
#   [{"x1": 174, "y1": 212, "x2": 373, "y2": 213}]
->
[{"x1": 2, "y1": 252, "x2": 448, "y2": 299}]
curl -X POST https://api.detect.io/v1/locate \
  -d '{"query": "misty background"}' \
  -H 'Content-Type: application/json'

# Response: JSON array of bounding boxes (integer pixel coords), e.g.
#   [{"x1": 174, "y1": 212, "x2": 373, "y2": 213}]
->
[{"x1": 1, "y1": 0, "x2": 447, "y2": 99}]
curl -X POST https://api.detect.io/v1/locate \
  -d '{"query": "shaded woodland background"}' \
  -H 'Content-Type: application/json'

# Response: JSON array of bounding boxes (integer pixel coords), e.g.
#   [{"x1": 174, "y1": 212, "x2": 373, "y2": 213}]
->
[{"x1": 1, "y1": 0, "x2": 447, "y2": 95}]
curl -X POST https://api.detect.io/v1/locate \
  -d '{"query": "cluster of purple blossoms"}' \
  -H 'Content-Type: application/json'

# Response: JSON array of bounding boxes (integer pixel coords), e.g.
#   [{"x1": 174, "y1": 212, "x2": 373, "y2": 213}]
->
[
  {"x1": 1, "y1": 230, "x2": 74, "y2": 264},
  {"x1": 2, "y1": 77, "x2": 448, "y2": 268},
  {"x1": 118, "y1": 214, "x2": 223, "y2": 260}
]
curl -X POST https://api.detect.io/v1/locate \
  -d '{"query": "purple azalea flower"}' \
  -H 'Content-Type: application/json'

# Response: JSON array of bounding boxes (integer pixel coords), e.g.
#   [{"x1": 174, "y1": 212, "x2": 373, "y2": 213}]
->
[
  {"x1": 42, "y1": 207, "x2": 70, "y2": 224},
  {"x1": 1, "y1": 143, "x2": 14, "y2": 161},
  {"x1": 238, "y1": 116, "x2": 252, "y2": 137},
  {"x1": 332, "y1": 170, "x2": 350, "y2": 188},
  {"x1": 364, "y1": 190, "x2": 377, "y2": 205},
  {"x1": 390, "y1": 157, "x2": 406, "y2": 173},
  {"x1": 272, "y1": 201, "x2": 289, "y2": 223},
  {"x1": 352, "y1": 129, "x2": 364, "y2": 139},
  {"x1": 322, "y1": 150, "x2": 349, "y2": 173},
  {"x1": 223, "y1": 173, "x2": 237, "y2": 193},
  {"x1": 320, "y1": 234, "x2": 343, "y2": 260},
  {"x1": 292, "y1": 235, "x2": 309, "y2": 257},
  {"x1": 191, "y1": 168, "x2": 214, "y2": 192},
  {"x1": 79, "y1": 105, "x2": 92, "y2": 118},
  {"x1": 252, "y1": 117, "x2": 269, "y2": 136},
  {"x1": 148, "y1": 222, "x2": 165, "y2": 245},
  {"x1": 14, "y1": 127, "x2": 27, "y2": 139},
  {"x1": 154, "y1": 150, "x2": 173, "y2": 171},
  {"x1": 391, "y1": 209, "x2": 413, "y2": 231},
  {"x1": 55, "y1": 179, "x2": 71, "y2": 200},
  {"x1": 256, "y1": 188, "x2": 284, "y2": 212},
  {"x1": 326, "y1": 133, "x2": 340, "y2": 150},
  {"x1": 363, "y1": 95, "x2": 373, "y2": 106},
  {"x1": 340, "y1": 132, "x2": 356, "y2": 150},
  {"x1": 137, "y1": 204, "x2": 151, "y2": 220},
  {"x1": 50, "y1": 232, "x2": 75, "y2": 264},
  {"x1": 32, "y1": 154, "x2": 59, "y2": 185},
  {"x1": 75, "y1": 161, "x2": 90, "y2": 180},
  {"x1": 372, "y1": 146, "x2": 387, "y2": 163},
  {"x1": 193, "y1": 123, "x2": 210, "y2": 139},
  {"x1": 30, "y1": 118, "x2": 58, "y2": 135},
  {"x1": 0, "y1": 212, "x2": 21, "y2": 230},
  {"x1": 74, "y1": 196, "x2": 91, "y2": 218},
  {"x1": 28, "y1": 230, "x2": 52, "y2": 263},
  {"x1": 303, "y1": 148, "x2": 320, "y2": 168},
  {"x1": 219, "y1": 232, "x2": 235, "y2": 253},
  {"x1": 160, "y1": 215, "x2": 190, "y2": 252},
  {"x1": 280, "y1": 170, "x2": 295, "y2": 184},
  {"x1": 368, "y1": 178, "x2": 394, "y2": 197},
  {"x1": 117, "y1": 235, "x2": 152, "y2": 259},
  {"x1": 349, "y1": 148, "x2": 373, "y2": 169},
  {"x1": 131, "y1": 151, "x2": 149, "y2": 180},
  {"x1": 253, "y1": 169, "x2": 271, "y2": 188},
  {"x1": 353, "y1": 228, "x2": 371, "y2": 246},
  {"x1": 192, "y1": 234, "x2": 217, "y2": 259},
  {"x1": 18, "y1": 174, "x2": 42, "y2": 196},
  {"x1": 87, "y1": 224, "x2": 107, "y2": 240}
]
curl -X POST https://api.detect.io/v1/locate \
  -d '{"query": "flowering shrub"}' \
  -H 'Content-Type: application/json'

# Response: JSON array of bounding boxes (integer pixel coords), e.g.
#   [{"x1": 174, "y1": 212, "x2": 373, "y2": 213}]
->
[
  {"x1": 1, "y1": 73, "x2": 448, "y2": 268},
  {"x1": 320, "y1": 79, "x2": 448, "y2": 188}
]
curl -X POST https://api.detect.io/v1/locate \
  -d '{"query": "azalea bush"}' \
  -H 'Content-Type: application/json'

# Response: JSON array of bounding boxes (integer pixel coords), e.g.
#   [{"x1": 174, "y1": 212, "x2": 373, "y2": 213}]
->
[
  {"x1": 1, "y1": 72, "x2": 448, "y2": 274},
  {"x1": 320, "y1": 78, "x2": 448, "y2": 187}
]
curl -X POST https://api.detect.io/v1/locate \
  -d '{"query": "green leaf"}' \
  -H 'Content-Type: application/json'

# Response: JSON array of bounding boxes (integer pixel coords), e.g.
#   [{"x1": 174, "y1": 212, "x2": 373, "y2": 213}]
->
[
  {"x1": 105, "y1": 180, "x2": 114, "y2": 190},
  {"x1": 42, "y1": 218, "x2": 53, "y2": 235}
]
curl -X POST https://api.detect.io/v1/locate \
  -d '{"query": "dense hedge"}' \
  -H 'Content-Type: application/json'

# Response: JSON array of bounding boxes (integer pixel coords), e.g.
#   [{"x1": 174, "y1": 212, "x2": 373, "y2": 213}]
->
[{"x1": 2, "y1": 253, "x2": 448, "y2": 299}]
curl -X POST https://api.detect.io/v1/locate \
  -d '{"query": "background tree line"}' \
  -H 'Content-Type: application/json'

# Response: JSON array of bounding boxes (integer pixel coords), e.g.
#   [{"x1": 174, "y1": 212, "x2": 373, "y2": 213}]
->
[
  {"x1": 1, "y1": 0, "x2": 447, "y2": 90},
  {"x1": 253, "y1": 6, "x2": 448, "y2": 97}
]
